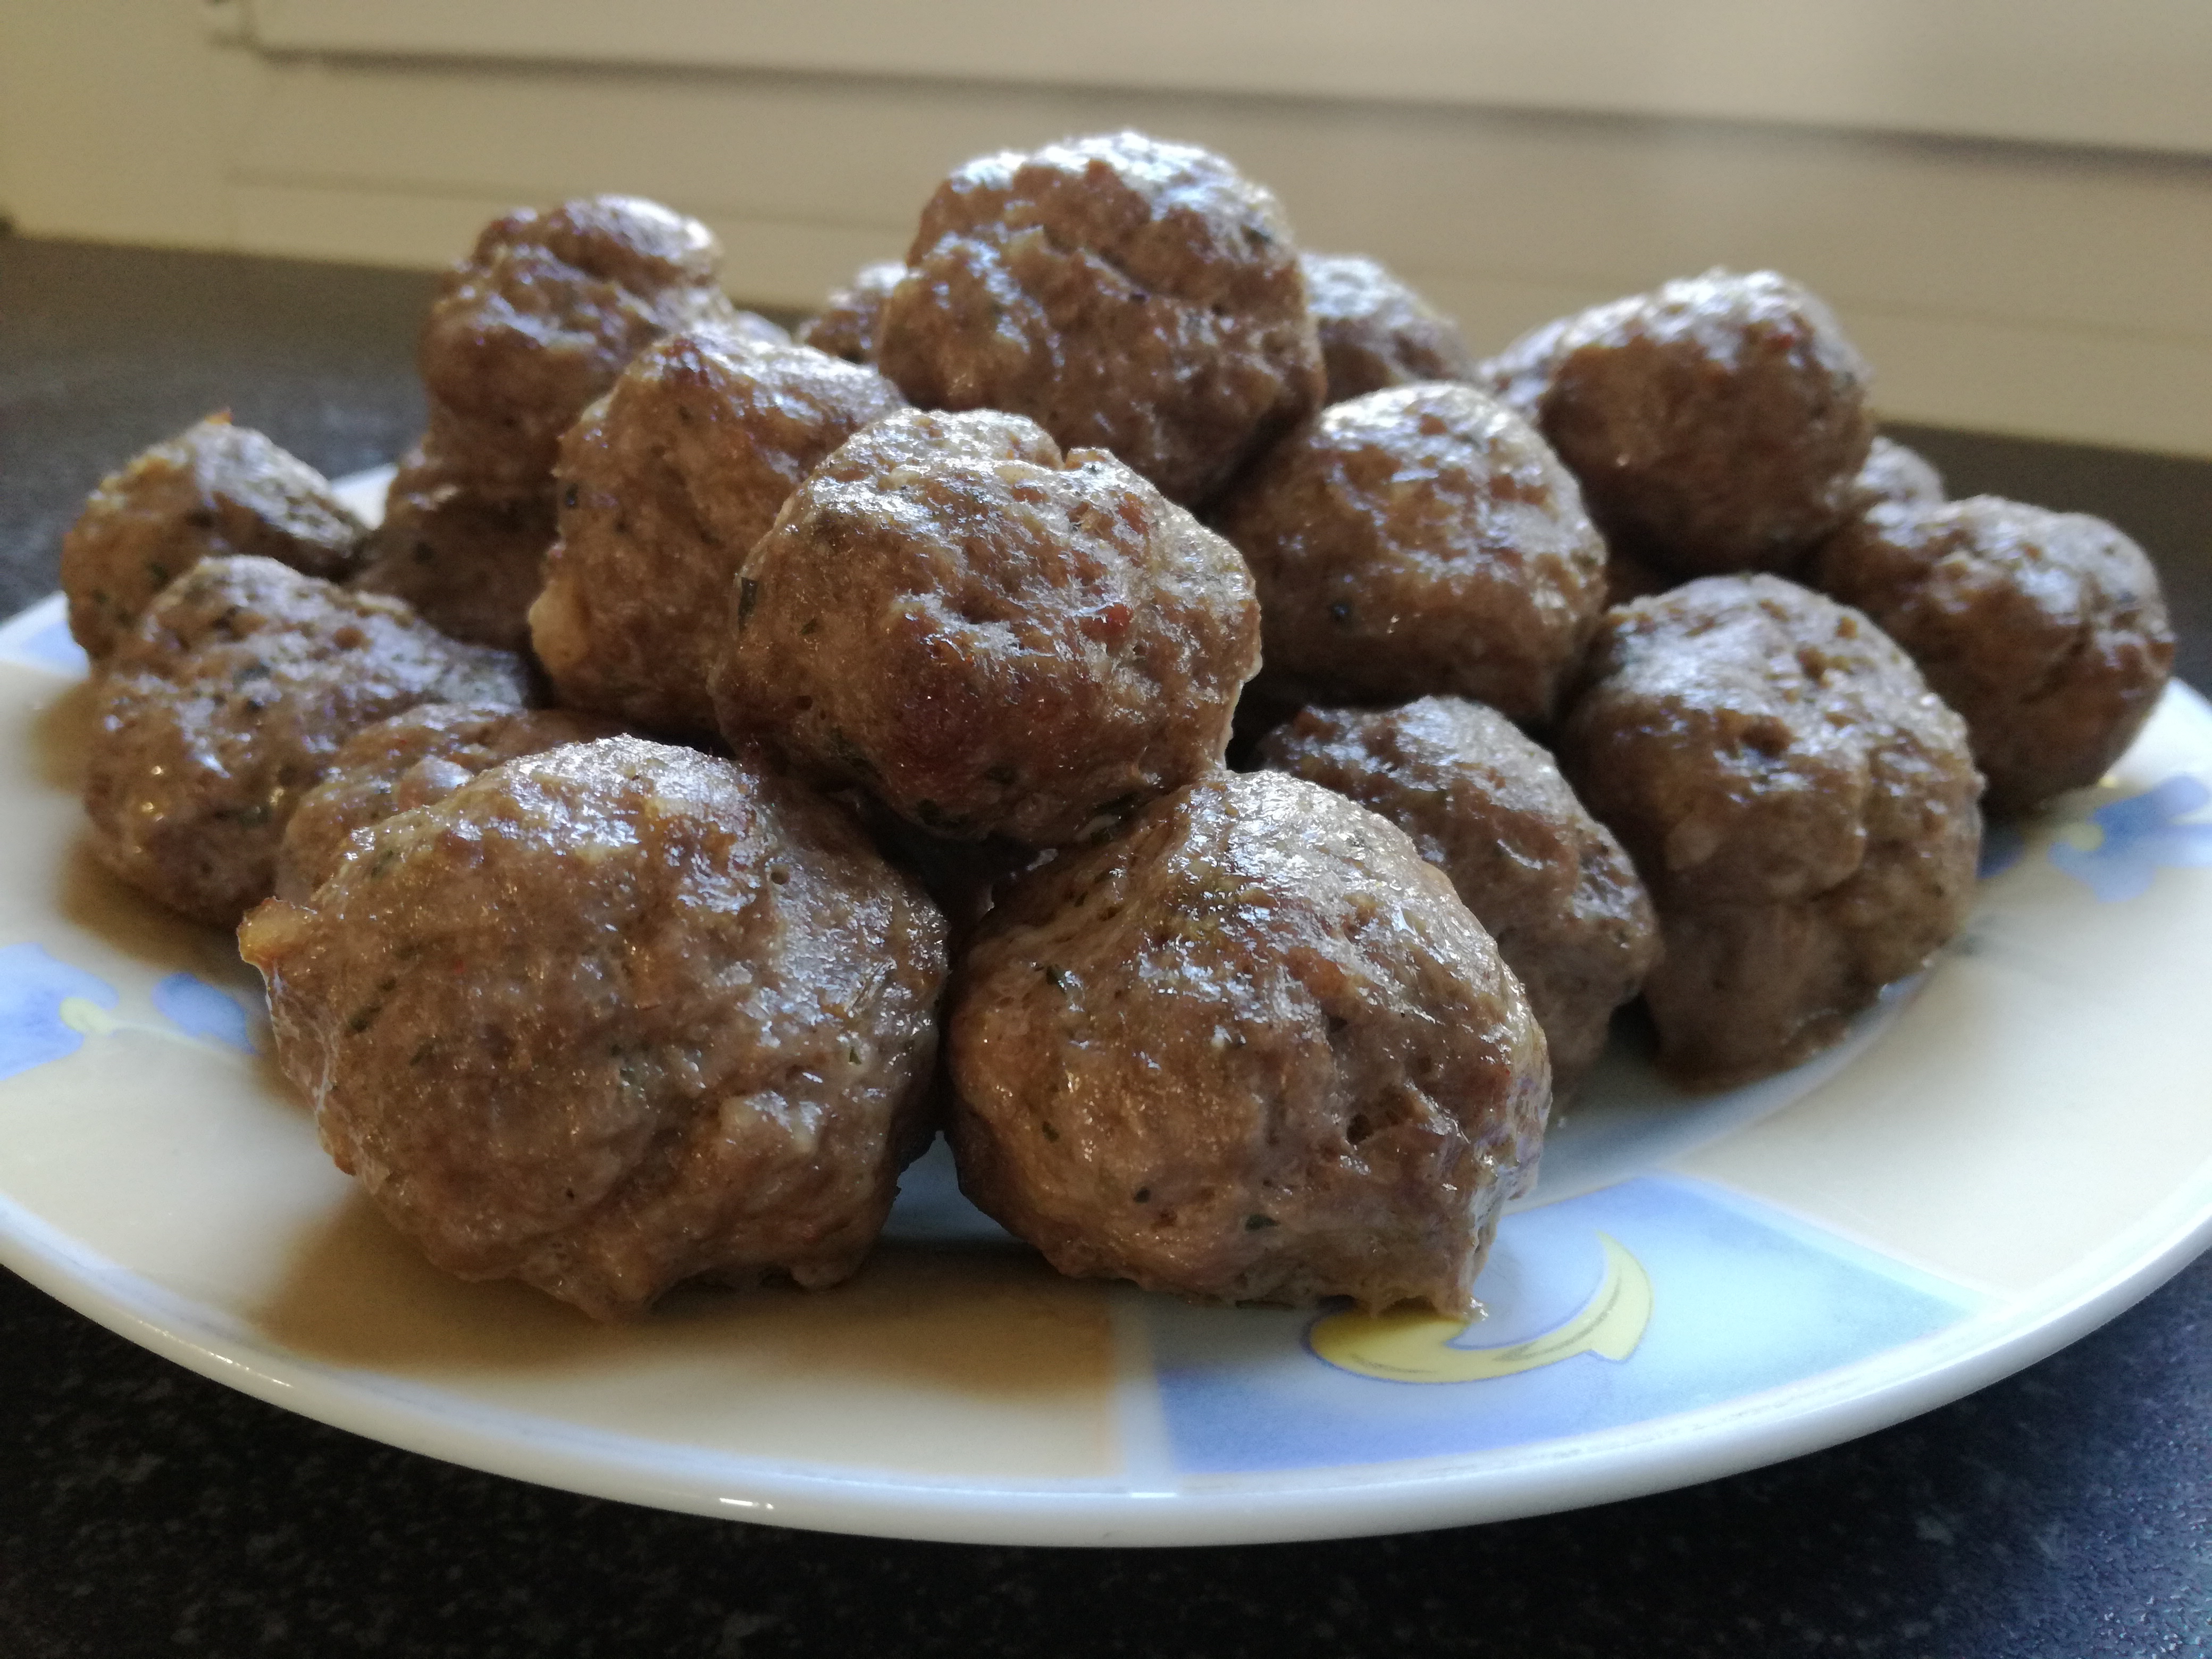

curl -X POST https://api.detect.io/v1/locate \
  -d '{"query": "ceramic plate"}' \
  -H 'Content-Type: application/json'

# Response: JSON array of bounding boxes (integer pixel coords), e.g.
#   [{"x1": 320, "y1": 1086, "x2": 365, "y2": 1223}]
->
[{"x1": 3, "y1": 469, "x2": 2210, "y2": 1545}]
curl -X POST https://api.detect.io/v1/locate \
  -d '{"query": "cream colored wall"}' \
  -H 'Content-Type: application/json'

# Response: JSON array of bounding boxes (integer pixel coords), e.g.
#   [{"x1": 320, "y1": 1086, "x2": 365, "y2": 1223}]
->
[{"x1": 3, "y1": 0, "x2": 2208, "y2": 457}]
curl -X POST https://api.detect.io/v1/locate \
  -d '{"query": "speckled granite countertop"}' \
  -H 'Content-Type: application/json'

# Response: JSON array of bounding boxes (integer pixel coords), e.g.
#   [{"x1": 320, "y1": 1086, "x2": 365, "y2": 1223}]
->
[{"x1": 2, "y1": 235, "x2": 2207, "y2": 1658}]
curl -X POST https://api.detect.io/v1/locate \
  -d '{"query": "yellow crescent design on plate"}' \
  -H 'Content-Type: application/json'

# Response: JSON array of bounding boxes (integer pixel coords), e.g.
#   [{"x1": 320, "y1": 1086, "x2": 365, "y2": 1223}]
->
[{"x1": 1308, "y1": 1233, "x2": 1653, "y2": 1383}]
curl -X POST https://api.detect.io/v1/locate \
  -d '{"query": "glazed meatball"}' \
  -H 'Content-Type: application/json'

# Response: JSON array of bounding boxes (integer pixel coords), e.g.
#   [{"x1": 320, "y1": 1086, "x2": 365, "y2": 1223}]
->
[
  {"x1": 83, "y1": 557, "x2": 530, "y2": 927},
  {"x1": 1300, "y1": 252, "x2": 1480, "y2": 404},
  {"x1": 948, "y1": 770, "x2": 1549, "y2": 1317},
  {"x1": 239, "y1": 738, "x2": 948, "y2": 1320},
  {"x1": 1213, "y1": 382, "x2": 1608, "y2": 722},
  {"x1": 62, "y1": 415, "x2": 366, "y2": 660},
  {"x1": 716, "y1": 408, "x2": 1261, "y2": 846},
  {"x1": 1480, "y1": 270, "x2": 1874, "y2": 578},
  {"x1": 417, "y1": 196, "x2": 775, "y2": 499},
  {"x1": 877, "y1": 131, "x2": 1325, "y2": 506},
  {"x1": 1854, "y1": 434, "x2": 1946, "y2": 512},
  {"x1": 530, "y1": 331, "x2": 908, "y2": 735},
  {"x1": 1813, "y1": 498, "x2": 2173, "y2": 812},
  {"x1": 795, "y1": 259, "x2": 904, "y2": 364},
  {"x1": 274, "y1": 703, "x2": 627, "y2": 901},
  {"x1": 1559, "y1": 575, "x2": 1981, "y2": 1086},
  {"x1": 348, "y1": 440, "x2": 556, "y2": 653},
  {"x1": 1259, "y1": 697, "x2": 1658, "y2": 1096}
]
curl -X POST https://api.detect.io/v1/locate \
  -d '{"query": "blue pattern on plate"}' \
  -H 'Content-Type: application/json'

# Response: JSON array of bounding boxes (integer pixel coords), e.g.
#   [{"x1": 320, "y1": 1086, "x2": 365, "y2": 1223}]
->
[
  {"x1": 2049, "y1": 775, "x2": 2212, "y2": 902},
  {"x1": 151, "y1": 973, "x2": 257, "y2": 1054},
  {"x1": 1144, "y1": 1175, "x2": 1980, "y2": 1474},
  {"x1": 0, "y1": 943, "x2": 118, "y2": 1083}
]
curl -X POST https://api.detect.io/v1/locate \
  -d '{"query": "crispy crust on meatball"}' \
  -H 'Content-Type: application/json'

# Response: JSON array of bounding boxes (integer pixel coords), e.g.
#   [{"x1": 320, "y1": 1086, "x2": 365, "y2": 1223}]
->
[
  {"x1": 274, "y1": 703, "x2": 627, "y2": 901},
  {"x1": 1559, "y1": 575, "x2": 1981, "y2": 1086},
  {"x1": 83, "y1": 557, "x2": 530, "y2": 927},
  {"x1": 349, "y1": 441, "x2": 556, "y2": 654},
  {"x1": 716, "y1": 408, "x2": 1261, "y2": 846},
  {"x1": 949, "y1": 770, "x2": 1549, "y2": 1316},
  {"x1": 529, "y1": 331, "x2": 908, "y2": 735},
  {"x1": 877, "y1": 131, "x2": 1325, "y2": 506},
  {"x1": 240, "y1": 738, "x2": 948, "y2": 1320},
  {"x1": 1813, "y1": 498, "x2": 2173, "y2": 812},
  {"x1": 1300, "y1": 252, "x2": 1480, "y2": 405},
  {"x1": 416, "y1": 196, "x2": 767, "y2": 499},
  {"x1": 1481, "y1": 270, "x2": 1874, "y2": 579},
  {"x1": 1213, "y1": 382, "x2": 1607, "y2": 721},
  {"x1": 62, "y1": 415, "x2": 366, "y2": 660},
  {"x1": 795, "y1": 260, "x2": 905, "y2": 364},
  {"x1": 1259, "y1": 697, "x2": 1657, "y2": 1095}
]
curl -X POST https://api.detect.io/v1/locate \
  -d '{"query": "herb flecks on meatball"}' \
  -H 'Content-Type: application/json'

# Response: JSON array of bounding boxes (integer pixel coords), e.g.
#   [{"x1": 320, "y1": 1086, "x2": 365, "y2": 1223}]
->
[
  {"x1": 1560, "y1": 575, "x2": 1981, "y2": 1086},
  {"x1": 1481, "y1": 270, "x2": 1874, "y2": 580},
  {"x1": 1214, "y1": 381, "x2": 1607, "y2": 722},
  {"x1": 949, "y1": 770, "x2": 1550, "y2": 1317},
  {"x1": 1301, "y1": 252, "x2": 1480, "y2": 405},
  {"x1": 83, "y1": 557, "x2": 531, "y2": 928},
  {"x1": 716, "y1": 408, "x2": 1261, "y2": 847},
  {"x1": 1814, "y1": 497, "x2": 2172, "y2": 813},
  {"x1": 530, "y1": 331, "x2": 908, "y2": 736},
  {"x1": 878, "y1": 131, "x2": 1325, "y2": 506},
  {"x1": 1260, "y1": 697, "x2": 1658, "y2": 1097},
  {"x1": 63, "y1": 415, "x2": 366, "y2": 660},
  {"x1": 240, "y1": 737, "x2": 949, "y2": 1321},
  {"x1": 349, "y1": 440, "x2": 556, "y2": 654}
]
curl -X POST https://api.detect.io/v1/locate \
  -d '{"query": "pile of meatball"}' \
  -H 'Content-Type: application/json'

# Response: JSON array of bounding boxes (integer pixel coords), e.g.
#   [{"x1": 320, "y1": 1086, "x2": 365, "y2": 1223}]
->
[{"x1": 62, "y1": 131, "x2": 2173, "y2": 1322}]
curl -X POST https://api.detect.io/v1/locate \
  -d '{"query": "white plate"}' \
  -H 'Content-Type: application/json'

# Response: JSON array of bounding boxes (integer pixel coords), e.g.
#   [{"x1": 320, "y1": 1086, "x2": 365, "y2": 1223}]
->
[{"x1": 4, "y1": 496, "x2": 2210, "y2": 1545}]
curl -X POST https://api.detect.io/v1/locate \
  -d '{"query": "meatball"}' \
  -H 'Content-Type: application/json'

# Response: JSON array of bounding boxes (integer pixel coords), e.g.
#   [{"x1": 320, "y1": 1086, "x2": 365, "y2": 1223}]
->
[
  {"x1": 1300, "y1": 252, "x2": 1480, "y2": 404},
  {"x1": 274, "y1": 703, "x2": 627, "y2": 901},
  {"x1": 1559, "y1": 575, "x2": 1981, "y2": 1086},
  {"x1": 1813, "y1": 498, "x2": 2173, "y2": 812},
  {"x1": 795, "y1": 259, "x2": 905, "y2": 364},
  {"x1": 239, "y1": 738, "x2": 948, "y2": 1320},
  {"x1": 83, "y1": 557, "x2": 530, "y2": 928},
  {"x1": 416, "y1": 196, "x2": 774, "y2": 499},
  {"x1": 716, "y1": 408, "x2": 1261, "y2": 846},
  {"x1": 1212, "y1": 382, "x2": 1608, "y2": 722},
  {"x1": 877, "y1": 130, "x2": 1325, "y2": 506},
  {"x1": 62, "y1": 414, "x2": 366, "y2": 660},
  {"x1": 348, "y1": 440, "x2": 557, "y2": 654},
  {"x1": 948, "y1": 770, "x2": 1549, "y2": 1316},
  {"x1": 1480, "y1": 270, "x2": 1874, "y2": 578},
  {"x1": 530, "y1": 331, "x2": 908, "y2": 735},
  {"x1": 1258, "y1": 697, "x2": 1658, "y2": 1096},
  {"x1": 1854, "y1": 434, "x2": 1945, "y2": 512}
]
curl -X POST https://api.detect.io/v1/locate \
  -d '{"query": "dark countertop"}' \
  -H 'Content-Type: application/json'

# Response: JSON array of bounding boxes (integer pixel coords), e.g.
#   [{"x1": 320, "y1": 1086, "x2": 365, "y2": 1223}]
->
[{"x1": 2, "y1": 235, "x2": 2207, "y2": 1658}]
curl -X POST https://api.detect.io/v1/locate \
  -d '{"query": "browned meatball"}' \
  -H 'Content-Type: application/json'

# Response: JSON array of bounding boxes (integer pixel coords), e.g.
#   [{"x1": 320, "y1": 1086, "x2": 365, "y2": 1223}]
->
[
  {"x1": 83, "y1": 557, "x2": 530, "y2": 927},
  {"x1": 62, "y1": 415, "x2": 366, "y2": 660},
  {"x1": 1300, "y1": 252, "x2": 1480, "y2": 404},
  {"x1": 948, "y1": 770, "x2": 1549, "y2": 1317},
  {"x1": 1258, "y1": 697, "x2": 1657, "y2": 1096},
  {"x1": 795, "y1": 260, "x2": 904, "y2": 364},
  {"x1": 417, "y1": 196, "x2": 774, "y2": 499},
  {"x1": 274, "y1": 703, "x2": 627, "y2": 901},
  {"x1": 239, "y1": 738, "x2": 948, "y2": 1320},
  {"x1": 1480, "y1": 270, "x2": 1874, "y2": 579},
  {"x1": 1559, "y1": 576, "x2": 1981, "y2": 1086},
  {"x1": 716, "y1": 408, "x2": 1261, "y2": 846},
  {"x1": 877, "y1": 131, "x2": 1325, "y2": 506},
  {"x1": 348, "y1": 441, "x2": 556, "y2": 653},
  {"x1": 530, "y1": 331, "x2": 908, "y2": 735},
  {"x1": 1213, "y1": 382, "x2": 1608, "y2": 722},
  {"x1": 1813, "y1": 498, "x2": 2173, "y2": 812},
  {"x1": 1855, "y1": 434, "x2": 1945, "y2": 512}
]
